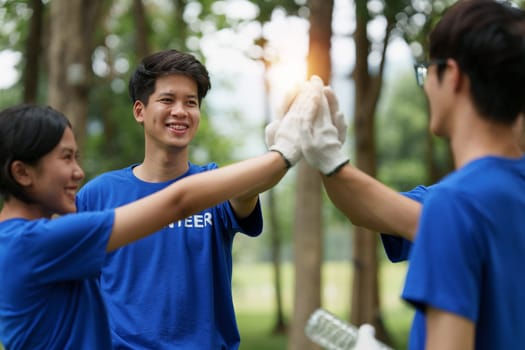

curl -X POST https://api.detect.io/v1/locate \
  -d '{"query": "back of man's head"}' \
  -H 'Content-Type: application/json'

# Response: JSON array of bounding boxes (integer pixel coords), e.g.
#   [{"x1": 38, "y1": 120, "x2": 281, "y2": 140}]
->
[{"x1": 429, "y1": 0, "x2": 525, "y2": 125}]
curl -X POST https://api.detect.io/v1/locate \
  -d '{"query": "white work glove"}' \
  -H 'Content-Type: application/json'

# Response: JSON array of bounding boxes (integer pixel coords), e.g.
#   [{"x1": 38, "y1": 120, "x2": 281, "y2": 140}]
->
[
  {"x1": 354, "y1": 324, "x2": 392, "y2": 350},
  {"x1": 265, "y1": 75, "x2": 324, "y2": 167},
  {"x1": 324, "y1": 86, "x2": 347, "y2": 144},
  {"x1": 301, "y1": 86, "x2": 349, "y2": 175},
  {"x1": 265, "y1": 80, "x2": 345, "y2": 150},
  {"x1": 264, "y1": 82, "x2": 300, "y2": 151}
]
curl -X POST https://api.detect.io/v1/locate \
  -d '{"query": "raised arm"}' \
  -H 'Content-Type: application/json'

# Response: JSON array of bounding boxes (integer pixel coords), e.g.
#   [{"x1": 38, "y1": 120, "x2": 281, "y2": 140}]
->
[
  {"x1": 298, "y1": 84, "x2": 420, "y2": 241},
  {"x1": 108, "y1": 151, "x2": 287, "y2": 251},
  {"x1": 322, "y1": 165, "x2": 420, "y2": 240}
]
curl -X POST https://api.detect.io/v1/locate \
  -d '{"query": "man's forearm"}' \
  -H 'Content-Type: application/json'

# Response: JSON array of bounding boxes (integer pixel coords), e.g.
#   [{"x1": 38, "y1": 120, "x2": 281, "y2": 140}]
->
[{"x1": 322, "y1": 164, "x2": 420, "y2": 241}]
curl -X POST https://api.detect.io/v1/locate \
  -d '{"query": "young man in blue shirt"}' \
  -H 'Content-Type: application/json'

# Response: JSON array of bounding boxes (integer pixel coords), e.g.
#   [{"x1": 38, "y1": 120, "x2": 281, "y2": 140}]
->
[
  {"x1": 272, "y1": 0, "x2": 525, "y2": 349},
  {"x1": 76, "y1": 50, "x2": 328, "y2": 349}
]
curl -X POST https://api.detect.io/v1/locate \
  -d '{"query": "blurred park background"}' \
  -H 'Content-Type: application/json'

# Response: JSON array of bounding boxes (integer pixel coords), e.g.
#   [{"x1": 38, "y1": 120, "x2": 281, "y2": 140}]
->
[{"x1": 2, "y1": 0, "x2": 524, "y2": 349}]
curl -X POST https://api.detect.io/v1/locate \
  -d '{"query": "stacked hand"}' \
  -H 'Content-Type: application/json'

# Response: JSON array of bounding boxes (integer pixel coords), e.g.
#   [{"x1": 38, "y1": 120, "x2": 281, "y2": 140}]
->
[
  {"x1": 265, "y1": 75, "x2": 349, "y2": 175},
  {"x1": 265, "y1": 76, "x2": 324, "y2": 167}
]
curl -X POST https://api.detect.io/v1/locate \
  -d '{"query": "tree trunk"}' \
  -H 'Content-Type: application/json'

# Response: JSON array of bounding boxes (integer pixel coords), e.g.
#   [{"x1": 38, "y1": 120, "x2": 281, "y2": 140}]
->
[
  {"x1": 261, "y1": 51, "x2": 287, "y2": 335},
  {"x1": 289, "y1": 163, "x2": 323, "y2": 350},
  {"x1": 133, "y1": 0, "x2": 151, "y2": 58},
  {"x1": 268, "y1": 188, "x2": 287, "y2": 334},
  {"x1": 289, "y1": 0, "x2": 333, "y2": 349},
  {"x1": 47, "y1": 0, "x2": 104, "y2": 149},
  {"x1": 23, "y1": 0, "x2": 44, "y2": 104},
  {"x1": 171, "y1": 0, "x2": 188, "y2": 51},
  {"x1": 350, "y1": 0, "x2": 392, "y2": 345}
]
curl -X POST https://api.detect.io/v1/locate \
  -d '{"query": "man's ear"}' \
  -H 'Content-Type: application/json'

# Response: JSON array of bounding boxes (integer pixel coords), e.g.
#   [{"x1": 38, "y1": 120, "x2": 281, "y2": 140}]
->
[
  {"x1": 447, "y1": 59, "x2": 464, "y2": 93},
  {"x1": 133, "y1": 100, "x2": 145, "y2": 124},
  {"x1": 10, "y1": 160, "x2": 33, "y2": 187}
]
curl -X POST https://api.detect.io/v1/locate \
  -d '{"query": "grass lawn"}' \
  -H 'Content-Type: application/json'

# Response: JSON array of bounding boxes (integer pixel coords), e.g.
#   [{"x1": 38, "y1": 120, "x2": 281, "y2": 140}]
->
[
  {"x1": 233, "y1": 261, "x2": 412, "y2": 350},
  {"x1": 0, "y1": 262, "x2": 410, "y2": 350}
]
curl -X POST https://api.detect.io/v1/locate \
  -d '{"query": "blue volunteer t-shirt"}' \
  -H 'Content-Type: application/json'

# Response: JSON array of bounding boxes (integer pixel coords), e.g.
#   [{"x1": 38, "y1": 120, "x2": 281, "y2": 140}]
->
[
  {"x1": 403, "y1": 156, "x2": 525, "y2": 349},
  {"x1": 0, "y1": 211, "x2": 114, "y2": 349},
  {"x1": 76, "y1": 162, "x2": 263, "y2": 350},
  {"x1": 380, "y1": 185, "x2": 431, "y2": 262}
]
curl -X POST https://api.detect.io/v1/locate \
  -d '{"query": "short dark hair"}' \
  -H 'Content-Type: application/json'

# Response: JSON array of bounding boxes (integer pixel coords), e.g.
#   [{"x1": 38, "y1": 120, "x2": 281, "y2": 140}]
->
[
  {"x1": 0, "y1": 104, "x2": 72, "y2": 203},
  {"x1": 429, "y1": 0, "x2": 525, "y2": 124},
  {"x1": 128, "y1": 49, "x2": 211, "y2": 106}
]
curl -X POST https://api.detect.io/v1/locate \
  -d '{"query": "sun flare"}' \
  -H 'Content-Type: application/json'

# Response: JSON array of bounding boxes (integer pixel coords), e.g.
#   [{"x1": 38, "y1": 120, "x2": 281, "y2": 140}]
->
[
  {"x1": 269, "y1": 58, "x2": 307, "y2": 94},
  {"x1": 268, "y1": 57, "x2": 308, "y2": 115}
]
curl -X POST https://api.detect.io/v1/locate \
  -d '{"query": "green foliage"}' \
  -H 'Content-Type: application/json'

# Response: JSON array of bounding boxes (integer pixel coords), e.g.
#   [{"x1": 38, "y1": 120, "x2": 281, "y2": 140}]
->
[
  {"x1": 246, "y1": 0, "x2": 305, "y2": 23},
  {"x1": 0, "y1": 0, "x2": 49, "y2": 106},
  {"x1": 376, "y1": 67, "x2": 453, "y2": 190},
  {"x1": 376, "y1": 69, "x2": 428, "y2": 190},
  {"x1": 82, "y1": 81, "x2": 140, "y2": 179},
  {"x1": 0, "y1": 0, "x2": 31, "y2": 51},
  {"x1": 394, "y1": 0, "x2": 457, "y2": 59},
  {"x1": 0, "y1": 86, "x2": 22, "y2": 110}
]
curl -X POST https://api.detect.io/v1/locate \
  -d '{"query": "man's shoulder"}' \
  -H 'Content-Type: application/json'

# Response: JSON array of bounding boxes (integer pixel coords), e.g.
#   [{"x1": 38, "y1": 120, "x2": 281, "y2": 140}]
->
[
  {"x1": 87, "y1": 166, "x2": 134, "y2": 183},
  {"x1": 79, "y1": 165, "x2": 136, "y2": 196},
  {"x1": 188, "y1": 161, "x2": 219, "y2": 174}
]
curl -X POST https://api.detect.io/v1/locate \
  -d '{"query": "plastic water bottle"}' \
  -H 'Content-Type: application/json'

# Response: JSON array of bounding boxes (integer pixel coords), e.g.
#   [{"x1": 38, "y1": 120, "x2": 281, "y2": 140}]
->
[
  {"x1": 305, "y1": 308, "x2": 358, "y2": 350},
  {"x1": 304, "y1": 308, "x2": 394, "y2": 350}
]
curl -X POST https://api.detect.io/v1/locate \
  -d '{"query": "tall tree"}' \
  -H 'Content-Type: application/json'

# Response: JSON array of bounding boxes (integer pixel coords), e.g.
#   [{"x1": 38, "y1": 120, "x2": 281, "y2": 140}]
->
[
  {"x1": 133, "y1": 0, "x2": 151, "y2": 58},
  {"x1": 351, "y1": 0, "x2": 403, "y2": 344},
  {"x1": 171, "y1": 0, "x2": 188, "y2": 51},
  {"x1": 261, "y1": 47, "x2": 287, "y2": 334},
  {"x1": 246, "y1": 1, "x2": 302, "y2": 336},
  {"x1": 289, "y1": 0, "x2": 333, "y2": 349},
  {"x1": 22, "y1": 0, "x2": 44, "y2": 104},
  {"x1": 47, "y1": 0, "x2": 105, "y2": 149}
]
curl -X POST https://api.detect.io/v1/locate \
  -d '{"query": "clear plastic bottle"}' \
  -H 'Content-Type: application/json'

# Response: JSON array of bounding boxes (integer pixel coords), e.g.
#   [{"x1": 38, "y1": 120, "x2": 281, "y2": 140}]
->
[{"x1": 304, "y1": 308, "x2": 394, "y2": 350}]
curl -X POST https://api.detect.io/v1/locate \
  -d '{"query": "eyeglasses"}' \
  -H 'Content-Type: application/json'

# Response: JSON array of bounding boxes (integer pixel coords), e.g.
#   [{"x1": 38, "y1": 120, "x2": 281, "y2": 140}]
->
[{"x1": 413, "y1": 59, "x2": 448, "y2": 87}]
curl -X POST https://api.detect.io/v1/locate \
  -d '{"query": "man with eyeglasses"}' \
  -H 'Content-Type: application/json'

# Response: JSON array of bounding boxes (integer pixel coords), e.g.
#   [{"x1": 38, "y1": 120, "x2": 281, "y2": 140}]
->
[{"x1": 267, "y1": 0, "x2": 525, "y2": 349}]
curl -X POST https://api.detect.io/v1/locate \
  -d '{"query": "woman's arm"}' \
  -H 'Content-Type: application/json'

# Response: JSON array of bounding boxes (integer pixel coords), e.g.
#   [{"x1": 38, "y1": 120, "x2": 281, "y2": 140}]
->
[{"x1": 106, "y1": 151, "x2": 287, "y2": 251}]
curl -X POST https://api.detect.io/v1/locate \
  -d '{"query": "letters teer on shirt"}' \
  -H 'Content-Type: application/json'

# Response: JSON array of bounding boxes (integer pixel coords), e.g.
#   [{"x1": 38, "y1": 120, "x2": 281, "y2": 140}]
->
[{"x1": 168, "y1": 212, "x2": 213, "y2": 228}]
